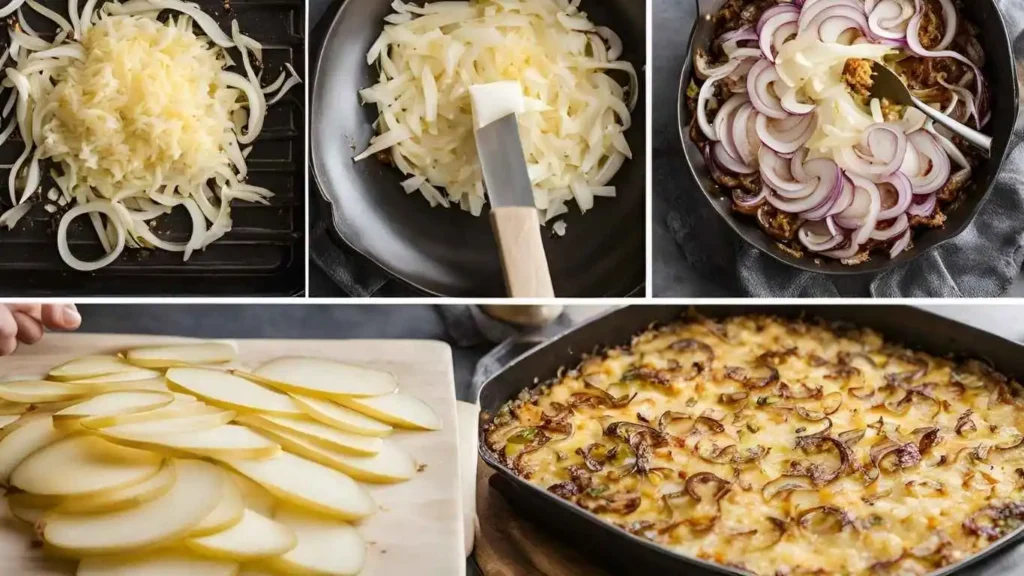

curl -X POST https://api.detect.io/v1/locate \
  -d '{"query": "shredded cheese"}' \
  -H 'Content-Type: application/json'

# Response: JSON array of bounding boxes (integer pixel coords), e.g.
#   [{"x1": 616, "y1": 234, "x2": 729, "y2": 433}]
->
[{"x1": 356, "y1": 0, "x2": 636, "y2": 219}]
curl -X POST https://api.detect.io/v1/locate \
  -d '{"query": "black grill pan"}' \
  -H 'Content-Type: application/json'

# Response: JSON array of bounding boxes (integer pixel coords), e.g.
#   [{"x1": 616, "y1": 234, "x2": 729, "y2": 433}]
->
[
  {"x1": 0, "y1": 0, "x2": 305, "y2": 296},
  {"x1": 478, "y1": 305, "x2": 1024, "y2": 576}
]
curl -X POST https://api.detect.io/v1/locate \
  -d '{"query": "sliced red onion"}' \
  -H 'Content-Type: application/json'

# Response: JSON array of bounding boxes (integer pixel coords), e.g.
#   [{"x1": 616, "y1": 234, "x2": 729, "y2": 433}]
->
[
  {"x1": 826, "y1": 177, "x2": 855, "y2": 216},
  {"x1": 875, "y1": 172, "x2": 912, "y2": 220},
  {"x1": 758, "y1": 7, "x2": 799, "y2": 62},
  {"x1": 790, "y1": 149, "x2": 809, "y2": 182},
  {"x1": 734, "y1": 186, "x2": 767, "y2": 208},
  {"x1": 907, "y1": 0, "x2": 982, "y2": 102},
  {"x1": 756, "y1": 112, "x2": 815, "y2": 154},
  {"x1": 841, "y1": 123, "x2": 907, "y2": 177},
  {"x1": 732, "y1": 103, "x2": 761, "y2": 165},
  {"x1": 767, "y1": 157, "x2": 842, "y2": 213},
  {"x1": 906, "y1": 193, "x2": 936, "y2": 217},
  {"x1": 925, "y1": 123, "x2": 970, "y2": 170},
  {"x1": 723, "y1": 30, "x2": 760, "y2": 56},
  {"x1": 760, "y1": 146, "x2": 812, "y2": 195},
  {"x1": 747, "y1": 60, "x2": 788, "y2": 119},
  {"x1": 697, "y1": 76, "x2": 724, "y2": 141},
  {"x1": 800, "y1": 3, "x2": 870, "y2": 43},
  {"x1": 781, "y1": 87, "x2": 815, "y2": 115},
  {"x1": 802, "y1": 176, "x2": 849, "y2": 220},
  {"x1": 905, "y1": 131, "x2": 951, "y2": 195},
  {"x1": 890, "y1": 230, "x2": 912, "y2": 258},
  {"x1": 867, "y1": 0, "x2": 913, "y2": 41},
  {"x1": 799, "y1": 221, "x2": 845, "y2": 252},
  {"x1": 823, "y1": 240, "x2": 861, "y2": 259},
  {"x1": 772, "y1": 22, "x2": 799, "y2": 56},
  {"x1": 938, "y1": 78, "x2": 979, "y2": 128},
  {"x1": 845, "y1": 174, "x2": 882, "y2": 245},
  {"x1": 714, "y1": 95, "x2": 749, "y2": 155},
  {"x1": 869, "y1": 213, "x2": 909, "y2": 240},
  {"x1": 713, "y1": 142, "x2": 757, "y2": 175}
]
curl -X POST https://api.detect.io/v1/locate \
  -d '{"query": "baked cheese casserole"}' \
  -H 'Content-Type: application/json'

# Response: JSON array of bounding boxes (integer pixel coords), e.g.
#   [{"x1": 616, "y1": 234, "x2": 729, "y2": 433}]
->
[{"x1": 483, "y1": 314, "x2": 1024, "y2": 575}]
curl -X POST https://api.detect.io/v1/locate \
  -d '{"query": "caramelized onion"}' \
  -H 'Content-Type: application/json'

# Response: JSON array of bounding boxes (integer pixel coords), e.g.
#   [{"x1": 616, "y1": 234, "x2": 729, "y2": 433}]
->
[
  {"x1": 797, "y1": 436, "x2": 852, "y2": 485},
  {"x1": 576, "y1": 443, "x2": 615, "y2": 472},
  {"x1": 797, "y1": 506, "x2": 851, "y2": 535},
  {"x1": 838, "y1": 428, "x2": 866, "y2": 446},
  {"x1": 720, "y1": 391, "x2": 750, "y2": 404},
  {"x1": 821, "y1": 391, "x2": 843, "y2": 415},
  {"x1": 794, "y1": 406, "x2": 827, "y2": 421},
  {"x1": 569, "y1": 382, "x2": 637, "y2": 409},
  {"x1": 952, "y1": 359, "x2": 1006, "y2": 389},
  {"x1": 730, "y1": 517, "x2": 787, "y2": 551},
  {"x1": 697, "y1": 440, "x2": 769, "y2": 465},
  {"x1": 917, "y1": 427, "x2": 942, "y2": 455},
  {"x1": 795, "y1": 417, "x2": 833, "y2": 447},
  {"x1": 762, "y1": 475, "x2": 815, "y2": 501},
  {"x1": 955, "y1": 409, "x2": 977, "y2": 436},
  {"x1": 870, "y1": 439, "x2": 922, "y2": 473},
  {"x1": 779, "y1": 382, "x2": 823, "y2": 400},
  {"x1": 996, "y1": 435, "x2": 1024, "y2": 451},
  {"x1": 578, "y1": 491, "x2": 642, "y2": 515},
  {"x1": 757, "y1": 348, "x2": 798, "y2": 366},
  {"x1": 724, "y1": 365, "x2": 779, "y2": 388},
  {"x1": 668, "y1": 339, "x2": 716, "y2": 375},
  {"x1": 622, "y1": 367, "x2": 673, "y2": 386},
  {"x1": 848, "y1": 386, "x2": 876, "y2": 400},
  {"x1": 685, "y1": 471, "x2": 732, "y2": 501}
]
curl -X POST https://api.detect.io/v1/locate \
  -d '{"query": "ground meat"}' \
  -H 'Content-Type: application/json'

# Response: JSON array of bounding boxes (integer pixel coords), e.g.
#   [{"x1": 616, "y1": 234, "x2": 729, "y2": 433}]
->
[
  {"x1": 843, "y1": 59, "x2": 875, "y2": 98},
  {"x1": 757, "y1": 205, "x2": 800, "y2": 241},
  {"x1": 910, "y1": 210, "x2": 947, "y2": 229},
  {"x1": 917, "y1": 0, "x2": 945, "y2": 50}
]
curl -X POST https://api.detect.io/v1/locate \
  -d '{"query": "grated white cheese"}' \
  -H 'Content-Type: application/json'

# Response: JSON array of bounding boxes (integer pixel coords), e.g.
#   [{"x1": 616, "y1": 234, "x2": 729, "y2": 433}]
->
[{"x1": 355, "y1": 0, "x2": 637, "y2": 220}]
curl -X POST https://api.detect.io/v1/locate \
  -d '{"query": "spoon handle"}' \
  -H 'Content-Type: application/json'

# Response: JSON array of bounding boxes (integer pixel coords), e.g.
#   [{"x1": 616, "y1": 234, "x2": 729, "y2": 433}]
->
[{"x1": 911, "y1": 95, "x2": 992, "y2": 157}]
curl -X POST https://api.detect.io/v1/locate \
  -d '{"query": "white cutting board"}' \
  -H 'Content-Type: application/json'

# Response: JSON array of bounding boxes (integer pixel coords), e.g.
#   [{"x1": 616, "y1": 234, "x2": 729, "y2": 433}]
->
[{"x1": 0, "y1": 333, "x2": 465, "y2": 576}]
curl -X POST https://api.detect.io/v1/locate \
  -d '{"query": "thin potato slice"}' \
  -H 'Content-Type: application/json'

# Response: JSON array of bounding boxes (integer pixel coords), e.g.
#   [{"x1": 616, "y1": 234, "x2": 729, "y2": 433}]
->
[
  {"x1": 41, "y1": 459, "x2": 225, "y2": 555},
  {"x1": 55, "y1": 459, "x2": 177, "y2": 514},
  {"x1": 11, "y1": 435, "x2": 164, "y2": 496},
  {"x1": 54, "y1": 391, "x2": 175, "y2": 426},
  {"x1": 0, "y1": 401, "x2": 29, "y2": 415},
  {"x1": 187, "y1": 509, "x2": 296, "y2": 560},
  {"x1": 0, "y1": 416, "x2": 71, "y2": 483},
  {"x1": 49, "y1": 355, "x2": 136, "y2": 382},
  {"x1": 189, "y1": 472, "x2": 245, "y2": 536},
  {"x1": 166, "y1": 368, "x2": 302, "y2": 416},
  {"x1": 242, "y1": 357, "x2": 397, "y2": 398},
  {"x1": 7, "y1": 491, "x2": 54, "y2": 525},
  {"x1": 63, "y1": 368, "x2": 164, "y2": 385},
  {"x1": 102, "y1": 425, "x2": 281, "y2": 460},
  {"x1": 291, "y1": 395, "x2": 393, "y2": 437},
  {"x1": 78, "y1": 550, "x2": 239, "y2": 576},
  {"x1": 256, "y1": 426, "x2": 415, "y2": 484},
  {"x1": 0, "y1": 380, "x2": 90, "y2": 403},
  {"x1": 237, "y1": 414, "x2": 382, "y2": 455},
  {"x1": 95, "y1": 409, "x2": 236, "y2": 436},
  {"x1": 268, "y1": 506, "x2": 365, "y2": 575},
  {"x1": 230, "y1": 473, "x2": 276, "y2": 518},
  {"x1": 80, "y1": 397, "x2": 220, "y2": 430},
  {"x1": 126, "y1": 342, "x2": 237, "y2": 369},
  {"x1": 337, "y1": 393, "x2": 442, "y2": 430},
  {"x1": 221, "y1": 452, "x2": 375, "y2": 521},
  {"x1": 0, "y1": 414, "x2": 21, "y2": 430}
]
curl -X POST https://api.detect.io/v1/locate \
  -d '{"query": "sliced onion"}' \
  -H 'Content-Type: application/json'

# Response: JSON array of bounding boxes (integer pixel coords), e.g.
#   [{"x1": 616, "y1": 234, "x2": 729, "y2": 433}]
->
[
  {"x1": 799, "y1": 221, "x2": 844, "y2": 252},
  {"x1": 732, "y1": 103, "x2": 761, "y2": 165},
  {"x1": 905, "y1": 131, "x2": 951, "y2": 195},
  {"x1": 907, "y1": 193, "x2": 936, "y2": 217},
  {"x1": 57, "y1": 201, "x2": 126, "y2": 271},
  {"x1": 758, "y1": 5, "x2": 799, "y2": 62},
  {"x1": 767, "y1": 157, "x2": 841, "y2": 213},
  {"x1": 875, "y1": 172, "x2": 912, "y2": 220},
  {"x1": 869, "y1": 213, "x2": 909, "y2": 241},
  {"x1": 714, "y1": 94, "x2": 749, "y2": 156},
  {"x1": 906, "y1": 0, "x2": 982, "y2": 101},
  {"x1": 697, "y1": 75, "x2": 724, "y2": 141},
  {"x1": 756, "y1": 111, "x2": 815, "y2": 154},
  {"x1": 844, "y1": 174, "x2": 882, "y2": 245},
  {"x1": 747, "y1": 59, "x2": 787, "y2": 119},
  {"x1": 713, "y1": 142, "x2": 757, "y2": 175}
]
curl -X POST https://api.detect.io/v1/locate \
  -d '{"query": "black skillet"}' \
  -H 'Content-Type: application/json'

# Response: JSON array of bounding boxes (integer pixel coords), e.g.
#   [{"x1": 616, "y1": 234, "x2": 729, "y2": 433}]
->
[
  {"x1": 310, "y1": 0, "x2": 647, "y2": 297},
  {"x1": 478, "y1": 305, "x2": 1024, "y2": 575},
  {"x1": 677, "y1": 0, "x2": 1019, "y2": 275}
]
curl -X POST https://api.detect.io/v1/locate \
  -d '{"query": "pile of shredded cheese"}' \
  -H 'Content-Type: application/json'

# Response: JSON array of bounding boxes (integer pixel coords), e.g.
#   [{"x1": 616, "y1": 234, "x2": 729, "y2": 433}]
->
[
  {"x1": 0, "y1": 0, "x2": 301, "y2": 271},
  {"x1": 355, "y1": 0, "x2": 637, "y2": 232}
]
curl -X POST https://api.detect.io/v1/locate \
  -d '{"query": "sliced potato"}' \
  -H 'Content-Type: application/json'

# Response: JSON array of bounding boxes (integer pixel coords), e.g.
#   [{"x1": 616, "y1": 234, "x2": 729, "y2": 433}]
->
[
  {"x1": 268, "y1": 505, "x2": 365, "y2": 575},
  {"x1": 187, "y1": 509, "x2": 296, "y2": 560},
  {"x1": 63, "y1": 368, "x2": 164, "y2": 385},
  {"x1": 55, "y1": 459, "x2": 176, "y2": 514},
  {"x1": 41, "y1": 459, "x2": 225, "y2": 555},
  {"x1": 336, "y1": 393, "x2": 442, "y2": 431},
  {"x1": 221, "y1": 452, "x2": 375, "y2": 521},
  {"x1": 230, "y1": 473, "x2": 276, "y2": 519},
  {"x1": 292, "y1": 395, "x2": 393, "y2": 437},
  {"x1": 0, "y1": 380, "x2": 89, "y2": 404},
  {"x1": 189, "y1": 471, "x2": 245, "y2": 536},
  {"x1": 256, "y1": 426, "x2": 415, "y2": 484},
  {"x1": 78, "y1": 550, "x2": 239, "y2": 576},
  {"x1": 80, "y1": 396, "x2": 218, "y2": 430},
  {"x1": 0, "y1": 415, "x2": 70, "y2": 483},
  {"x1": 11, "y1": 435, "x2": 164, "y2": 496},
  {"x1": 126, "y1": 342, "x2": 237, "y2": 369},
  {"x1": 0, "y1": 401, "x2": 29, "y2": 415},
  {"x1": 241, "y1": 357, "x2": 397, "y2": 398},
  {"x1": 53, "y1": 391, "x2": 175, "y2": 426},
  {"x1": 237, "y1": 413, "x2": 382, "y2": 456},
  {"x1": 166, "y1": 368, "x2": 302, "y2": 416},
  {"x1": 7, "y1": 491, "x2": 55, "y2": 525},
  {"x1": 0, "y1": 413, "x2": 21, "y2": 430},
  {"x1": 95, "y1": 409, "x2": 236, "y2": 437},
  {"x1": 102, "y1": 424, "x2": 281, "y2": 460},
  {"x1": 49, "y1": 355, "x2": 136, "y2": 382}
]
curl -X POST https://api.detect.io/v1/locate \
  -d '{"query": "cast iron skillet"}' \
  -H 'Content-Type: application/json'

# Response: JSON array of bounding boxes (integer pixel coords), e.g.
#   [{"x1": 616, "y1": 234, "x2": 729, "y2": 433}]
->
[
  {"x1": 676, "y1": 0, "x2": 1019, "y2": 275},
  {"x1": 478, "y1": 305, "x2": 1024, "y2": 575},
  {"x1": 310, "y1": 0, "x2": 646, "y2": 297}
]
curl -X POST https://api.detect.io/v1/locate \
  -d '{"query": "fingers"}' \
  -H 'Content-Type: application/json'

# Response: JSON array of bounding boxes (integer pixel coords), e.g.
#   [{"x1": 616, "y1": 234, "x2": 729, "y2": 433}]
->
[
  {"x1": 0, "y1": 306, "x2": 18, "y2": 356},
  {"x1": 12, "y1": 311, "x2": 44, "y2": 345},
  {"x1": 41, "y1": 304, "x2": 81, "y2": 331}
]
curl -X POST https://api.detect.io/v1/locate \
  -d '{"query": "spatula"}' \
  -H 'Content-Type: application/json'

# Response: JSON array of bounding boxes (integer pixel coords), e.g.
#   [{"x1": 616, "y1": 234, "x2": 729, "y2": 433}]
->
[
  {"x1": 475, "y1": 113, "x2": 555, "y2": 298},
  {"x1": 868, "y1": 61, "x2": 991, "y2": 157}
]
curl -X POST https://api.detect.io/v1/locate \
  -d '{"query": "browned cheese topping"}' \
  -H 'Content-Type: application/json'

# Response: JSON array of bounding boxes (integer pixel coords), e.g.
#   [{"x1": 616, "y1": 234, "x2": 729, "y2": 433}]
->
[{"x1": 484, "y1": 314, "x2": 1024, "y2": 575}]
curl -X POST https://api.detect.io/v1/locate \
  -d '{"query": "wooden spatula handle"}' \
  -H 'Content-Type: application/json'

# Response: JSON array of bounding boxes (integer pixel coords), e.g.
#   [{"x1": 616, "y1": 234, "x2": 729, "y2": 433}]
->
[{"x1": 489, "y1": 207, "x2": 555, "y2": 298}]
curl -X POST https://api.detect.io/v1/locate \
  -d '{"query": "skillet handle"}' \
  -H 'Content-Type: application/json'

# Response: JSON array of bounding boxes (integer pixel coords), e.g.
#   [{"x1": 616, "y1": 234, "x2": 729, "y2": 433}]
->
[{"x1": 489, "y1": 207, "x2": 555, "y2": 298}]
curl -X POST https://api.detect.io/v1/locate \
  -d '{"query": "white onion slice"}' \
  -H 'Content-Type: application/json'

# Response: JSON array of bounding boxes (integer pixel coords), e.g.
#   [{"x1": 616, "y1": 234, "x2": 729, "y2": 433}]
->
[{"x1": 57, "y1": 201, "x2": 126, "y2": 271}]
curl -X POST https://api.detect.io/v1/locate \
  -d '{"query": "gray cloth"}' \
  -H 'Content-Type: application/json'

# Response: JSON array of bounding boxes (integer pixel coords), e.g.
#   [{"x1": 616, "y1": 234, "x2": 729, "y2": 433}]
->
[{"x1": 653, "y1": 0, "x2": 1024, "y2": 297}]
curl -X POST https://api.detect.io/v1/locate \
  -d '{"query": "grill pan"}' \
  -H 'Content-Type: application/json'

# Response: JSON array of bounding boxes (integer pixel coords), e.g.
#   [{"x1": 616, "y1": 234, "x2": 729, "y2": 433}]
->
[
  {"x1": 0, "y1": 0, "x2": 305, "y2": 296},
  {"x1": 676, "y1": 0, "x2": 1018, "y2": 275},
  {"x1": 478, "y1": 305, "x2": 1024, "y2": 576}
]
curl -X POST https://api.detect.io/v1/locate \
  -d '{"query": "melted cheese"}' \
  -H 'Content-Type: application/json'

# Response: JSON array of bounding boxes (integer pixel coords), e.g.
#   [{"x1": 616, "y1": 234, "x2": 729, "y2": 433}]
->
[{"x1": 486, "y1": 315, "x2": 1024, "y2": 576}]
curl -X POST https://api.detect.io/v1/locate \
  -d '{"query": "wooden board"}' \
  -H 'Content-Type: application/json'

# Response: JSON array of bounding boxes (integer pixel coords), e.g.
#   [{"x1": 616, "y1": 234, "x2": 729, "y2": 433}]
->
[{"x1": 0, "y1": 333, "x2": 465, "y2": 576}]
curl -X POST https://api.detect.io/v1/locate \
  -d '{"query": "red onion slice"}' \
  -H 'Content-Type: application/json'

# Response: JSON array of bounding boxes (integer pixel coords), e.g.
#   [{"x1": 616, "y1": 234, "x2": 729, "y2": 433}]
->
[
  {"x1": 802, "y1": 175, "x2": 848, "y2": 220},
  {"x1": 840, "y1": 123, "x2": 907, "y2": 176},
  {"x1": 756, "y1": 112, "x2": 815, "y2": 154},
  {"x1": 697, "y1": 76, "x2": 725, "y2": 141},
  {"x1": 758, "y1": 8, "x2": 799, "y2": 62},
  {"x1": 714, "y1": 95, "x2": 749, "y2": 156},
  {"x1": 869, "y1": 213, "x2": 909, "y2": 240},
  {"x1": 781, "y1": 87, "x2": 815, "y2": 115},
  {"x1": 826, "y1": 177, "x2": 855, "y2": 216},
  {"x1": 875, "y1": 172, "x2": 912, "y2": 220},
  {"x1": 767, "y1": 157, "x2": 841, "y2": 213},
  {"x1": 713, "y1": 142, "x2": 757, "y2": 175},
  {"x1": 907, "y1": 0, "x2": 982, "y2": 102},
  {"x1": 747, "y1": 60, "x2": 788, "y2": 119},
  {"x1": 906, "y1": 193, "x2": 936, "y2": 217},
  {"x1": 905, "y1": 131, "x2": 951, "y2": 195},
  {"x1": 759, "y1": 147, "x2": 813, "y2": 195},
  {"x1": 890, "y1": 230, "x2": 912, "y2": 258},
  {"x1": 845, "y1": 174, "x2": 882, "y2": 246},
  {"x1": 732, "y1": 103, "x2": 761, "y2": 165},
  {"x1": 799, "y1": 221, "x2": 845, "y2": 252},
  {"x1": 867, "y1": 0, "x2": 913, "y2": 40}
]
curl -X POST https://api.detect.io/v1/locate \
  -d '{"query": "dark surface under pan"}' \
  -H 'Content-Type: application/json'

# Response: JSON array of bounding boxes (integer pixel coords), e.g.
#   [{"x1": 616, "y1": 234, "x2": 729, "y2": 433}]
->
[
  {"x1": 310, "y1": 0, "x2": 646, "y2": 297},
  {"x1": 676, "y1": 0, "x2": 1018, "y2": 275},
  {"x1": 478, "y1": 305, "x2": 1024, "y2": 576},
  {"x1": 0, "y1": 0, "x2": 306, "y2": 296}
]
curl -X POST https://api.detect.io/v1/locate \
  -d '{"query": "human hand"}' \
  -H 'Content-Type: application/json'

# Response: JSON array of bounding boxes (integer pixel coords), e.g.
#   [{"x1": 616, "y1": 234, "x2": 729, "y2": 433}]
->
[{"x1": 0, "y1": 304, "x2": 81, "y2": 356}]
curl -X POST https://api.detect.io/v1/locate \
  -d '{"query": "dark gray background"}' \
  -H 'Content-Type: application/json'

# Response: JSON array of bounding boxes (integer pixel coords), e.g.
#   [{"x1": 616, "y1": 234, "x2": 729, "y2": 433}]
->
[{"x1": 651, "y1": 0, "x2": 1024, "y2": 297}]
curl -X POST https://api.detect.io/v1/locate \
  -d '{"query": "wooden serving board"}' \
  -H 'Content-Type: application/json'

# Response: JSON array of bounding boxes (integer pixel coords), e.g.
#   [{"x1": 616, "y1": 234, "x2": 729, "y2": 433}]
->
[{"x1": 0, "y1": 333, "x2": 465, "y2": 576}]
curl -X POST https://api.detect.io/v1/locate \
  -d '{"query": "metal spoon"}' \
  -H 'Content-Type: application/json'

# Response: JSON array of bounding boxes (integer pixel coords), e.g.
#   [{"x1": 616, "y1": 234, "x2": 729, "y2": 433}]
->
[{"x1": 868, "y1": 61, "x2": 991, "y2": 157}]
